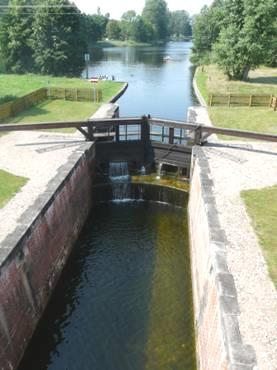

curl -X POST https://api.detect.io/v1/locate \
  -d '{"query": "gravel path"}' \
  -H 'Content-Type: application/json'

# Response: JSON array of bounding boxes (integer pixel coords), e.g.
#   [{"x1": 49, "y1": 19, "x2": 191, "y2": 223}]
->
[
  {"x1": 0, "y1": 130, "x2": 84, "y2": 245},
  {"x1": 205, "y1": 141, "x2": 277, "y2": 370}
]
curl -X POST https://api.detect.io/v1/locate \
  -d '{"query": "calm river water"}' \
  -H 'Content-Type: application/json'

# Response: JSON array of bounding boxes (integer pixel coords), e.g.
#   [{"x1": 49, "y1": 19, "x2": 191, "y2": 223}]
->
[{"x1": 87, "y1": 41, "x2": 198, "y2": 120}]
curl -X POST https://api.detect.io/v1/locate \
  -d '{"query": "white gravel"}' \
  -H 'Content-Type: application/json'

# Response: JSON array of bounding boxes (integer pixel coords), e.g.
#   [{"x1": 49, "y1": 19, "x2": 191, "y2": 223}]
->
[{"x1": 0, "y1": 130, "x2": 84, "y2": 245}]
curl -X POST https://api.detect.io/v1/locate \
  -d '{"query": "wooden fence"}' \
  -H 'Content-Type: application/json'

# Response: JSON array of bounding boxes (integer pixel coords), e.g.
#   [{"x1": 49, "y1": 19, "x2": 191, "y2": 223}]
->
[
  {"x1": 271, "y1": 96, "x2": 277, "y2": 111},
  {"x1": 0, "y1": 87, "x2": 103, "y2": 121},
  {"x1": 208, "y1": 93, "x2": 276, "y2": 109},
  {"x1": 0, "y1": 88, "x2": 47, "y2": 121},
  {"x1": 47, "y1": 87, "x2": 103, "y2": 102}
]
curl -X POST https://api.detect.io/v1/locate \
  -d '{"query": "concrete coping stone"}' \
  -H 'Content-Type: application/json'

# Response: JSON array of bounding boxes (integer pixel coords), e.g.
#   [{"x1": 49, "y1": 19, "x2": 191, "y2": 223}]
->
[
  {"x1": 216, "y1": 273, "x2": 237, "y2": 297},
  {"x1": 192, "y1": 145, "x2": 258, "y2": 369}
]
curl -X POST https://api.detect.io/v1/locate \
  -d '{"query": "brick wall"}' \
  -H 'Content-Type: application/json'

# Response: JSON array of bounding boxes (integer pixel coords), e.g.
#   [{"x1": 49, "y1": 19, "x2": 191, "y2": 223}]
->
[
  {"x1": 0, "y1": 143, "x2": 95, "y2": 370},
  {"x1": 188, "y1": 147, "x2": 257, "y2": 370}
]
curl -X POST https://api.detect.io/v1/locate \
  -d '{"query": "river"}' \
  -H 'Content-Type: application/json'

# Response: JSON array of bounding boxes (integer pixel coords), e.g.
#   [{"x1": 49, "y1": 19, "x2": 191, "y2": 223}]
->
[{"x1": 87, "y1": 41, "x2": 198, "y2": 120}]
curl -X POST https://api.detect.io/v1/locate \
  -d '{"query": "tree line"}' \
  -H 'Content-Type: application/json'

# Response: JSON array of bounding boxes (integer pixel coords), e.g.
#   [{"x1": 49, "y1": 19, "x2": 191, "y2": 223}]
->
[
  {"x1": 191, "y1": 0, "x2": 277, "y2": 80},
  {"x1": 0, "y1": 0, "x2": 192, "y2": 77}
]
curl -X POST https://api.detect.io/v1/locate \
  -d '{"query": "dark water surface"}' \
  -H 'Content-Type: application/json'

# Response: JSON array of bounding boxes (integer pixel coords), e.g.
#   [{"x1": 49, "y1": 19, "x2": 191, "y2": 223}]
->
[
  {"x1": 18, "y1": 202, "x2": 196, "y2": 370},
  {"x1": 87, "y1": 42, "x2": 198, "y2": 120}
]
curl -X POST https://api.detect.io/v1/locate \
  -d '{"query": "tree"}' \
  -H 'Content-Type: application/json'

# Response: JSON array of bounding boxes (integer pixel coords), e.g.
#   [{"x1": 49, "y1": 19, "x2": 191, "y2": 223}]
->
[
  {"x1": 142, "y1": 0, "x2": 168, "y2": 40},
  {"x1": 213, "y1": 0, "x2": 276, "y2": 80},
  {"x1": 0, "y1": 0, "x2": 35, "y2": 73},
  {"x1": 106, "y1": 19, "x2": 121, "y2": 40},
  {"x1": 190, "y1": 1, "x2": 225, "y2": 66},
  {"x1": 120, "y1": 10, "x2": 137, "y2": 40},
  {"x1": 80, "y1": 13, "x2": 109, "y2": 44},
  {"x1": 168, "y1": 10, "x2": 191, "y2": 40},
  {"x1": 31, "y1": 0, "x2": 86, "y2": 76}
]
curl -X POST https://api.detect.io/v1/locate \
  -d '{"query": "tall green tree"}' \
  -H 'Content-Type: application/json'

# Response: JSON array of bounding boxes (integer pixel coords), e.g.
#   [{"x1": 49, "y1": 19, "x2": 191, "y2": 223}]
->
[
  {"x1": 120, "y1": 10, "x2": 137, "y2": 40},
  {"x1": 106, "y1": 19, "x2": 122, "y2": 40},
  {"x1": 190, "y1": 1, "x2": 225, "y2": 66},
  {"x1": 142, "y1": 0, "x2": 168, "y2": 40},
  {"x1": 80, "y1": 14, "x2": 108, "y2": 44},
  {"x1": 31, "y1": 0, "x2": 86, "y2": 76},
  {"x1": 0, "y1": 0, "x2": 35, "y2": 73},
  {"x1": 168, "y1": 10, "x2": 191, "y2": 39},
  {"x1": 213, "y1": 0, "x2": 276, "y2": 80}
]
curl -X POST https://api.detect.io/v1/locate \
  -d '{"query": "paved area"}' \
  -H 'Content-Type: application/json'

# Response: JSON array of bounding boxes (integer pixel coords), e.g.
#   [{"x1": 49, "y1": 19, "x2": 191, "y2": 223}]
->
[
  {"x1": 0, "y1": 130, "x2": 85, "y2": 244},
  {"x1": 205, "y1": 140, "x2": 277, "y2": 370}
]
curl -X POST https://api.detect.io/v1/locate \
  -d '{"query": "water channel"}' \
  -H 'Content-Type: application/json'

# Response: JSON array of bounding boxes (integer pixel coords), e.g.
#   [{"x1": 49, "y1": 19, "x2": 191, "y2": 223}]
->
[
  {"x1": 87, "y1": 41, "x2": 198, "y2": 120},
  {"x1": 18, "y1": 42, "x2": 197, "y2": 370}
]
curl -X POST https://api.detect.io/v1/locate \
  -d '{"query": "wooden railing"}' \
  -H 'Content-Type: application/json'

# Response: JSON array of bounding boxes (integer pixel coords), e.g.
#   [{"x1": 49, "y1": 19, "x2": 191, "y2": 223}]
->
[
  {"x1": 0, "y1": 116, "x2": 276, "y2": 145},
  {"x1": 208, "y1": 93, "x2": 276, "y2": 108},
  {"x1": 47, "y1": 87, "x2": 102, "y2": 102}
]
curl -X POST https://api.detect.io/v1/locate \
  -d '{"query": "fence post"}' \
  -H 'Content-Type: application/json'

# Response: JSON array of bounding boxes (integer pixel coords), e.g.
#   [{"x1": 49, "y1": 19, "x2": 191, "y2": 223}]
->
[
  {"x1": 209, "y1": 94, "x2": 213, "y2": 106},
  {"x1": 249, "y1": 95, "x2": 253, "y2": 107},
  {"x1": 228, "y1": 94, "x2": 231, "y2": 107},
  {"x1": 269, "y1": 95, "x2": 273, "y2": 108},
  {"x1": 76, "y1": 89, "x2": 79, "y2": 101},
  {"x1": 64, "y1": 89, "x2": 66, "y2": 100}
]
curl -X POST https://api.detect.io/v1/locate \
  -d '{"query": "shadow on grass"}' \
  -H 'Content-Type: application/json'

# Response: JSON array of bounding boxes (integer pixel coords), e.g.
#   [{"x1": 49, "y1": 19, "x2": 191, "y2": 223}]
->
[
  {"x1": 9, "y1": 105, "x2": 50, "y2": 123},
  {"x1": 250, "y1": 76, "x2": 277, "y2": 85}
]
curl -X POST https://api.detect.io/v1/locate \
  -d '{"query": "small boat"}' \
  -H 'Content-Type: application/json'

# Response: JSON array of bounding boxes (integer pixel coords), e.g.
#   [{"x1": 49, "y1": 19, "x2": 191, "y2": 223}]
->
[
  {"x1": 163, "y1": 56, "x2": 173, "y2": 61},
  {"x1": 89, "y1": 77, "x2": 99, "y2": 83}
]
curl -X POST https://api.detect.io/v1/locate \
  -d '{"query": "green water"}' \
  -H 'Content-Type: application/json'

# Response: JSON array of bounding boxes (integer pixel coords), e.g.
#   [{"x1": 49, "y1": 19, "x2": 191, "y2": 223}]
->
[{"x1": 18, "y1": 202, "x2": 196, "y2": 370}]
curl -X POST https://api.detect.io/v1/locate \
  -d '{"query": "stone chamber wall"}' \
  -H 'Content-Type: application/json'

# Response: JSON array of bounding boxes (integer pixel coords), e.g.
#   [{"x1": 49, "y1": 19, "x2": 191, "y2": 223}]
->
[
  {"x1": 0, "y1": 143, "x2": 95, "y2": 370},
  {"x1": 188, "y1": 146, "x2": 257, "y2": 370}
]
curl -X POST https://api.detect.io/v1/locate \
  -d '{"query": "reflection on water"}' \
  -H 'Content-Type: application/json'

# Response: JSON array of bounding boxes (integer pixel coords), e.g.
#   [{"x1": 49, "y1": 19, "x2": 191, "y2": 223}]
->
[
  {"x1": 86, "y1": 42, "x2": 198, "y2": 120},
  {"x1": 18, "y1": 202, "x2": 196, "y2": 370}
]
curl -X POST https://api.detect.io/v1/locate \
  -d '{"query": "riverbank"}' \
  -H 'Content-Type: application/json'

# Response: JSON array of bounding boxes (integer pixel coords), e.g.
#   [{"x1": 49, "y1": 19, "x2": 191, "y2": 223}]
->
[
  {"x1": 194, "y1": 65, "x2": 277, "y2": 135},
  {"x1": 0, "y1": 74, "x2": 123, "y2": 100},
  {"x1": 91, "y1": 40, "x2": 153, "y2": 48}
]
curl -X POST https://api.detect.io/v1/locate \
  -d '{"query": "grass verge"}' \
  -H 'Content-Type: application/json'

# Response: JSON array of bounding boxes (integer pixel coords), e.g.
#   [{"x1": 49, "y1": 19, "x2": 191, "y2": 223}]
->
[
  {"x1": 194, "y1": 65, "x2": 277, "y2": 136},
  {"x1": 6, "y1": 99, "x2": 102, "y2": 133},
  {"x1": 91, "y1": 40, "x2": 152, "y2": 48},
  {"x1": 241, "y1": 186, "x2": 277, "y2": 286},
  {"x1": 0, "y1": 74, "x2": 124, "y2": 99},
  {"x1": 0, "y1": 169, "x2": 28, "y2": 208},
  {"x1": 196, "y1": 65, "x2": 277, "y2": 98},
  {"x1": 209, "y1": 107, "x2": 277, "y2": 137}
]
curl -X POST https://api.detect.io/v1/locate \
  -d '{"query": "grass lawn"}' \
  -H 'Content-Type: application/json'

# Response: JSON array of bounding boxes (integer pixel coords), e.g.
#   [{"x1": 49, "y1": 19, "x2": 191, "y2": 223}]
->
[
  {"x1": 92, "y1": 40, "x2": 152, "y2": 48},
  {"x1": 241, "y1": 186, "x2": 277, "y2": 286},
  {"x1": 6, "y1": 99, "x2": 101, "y2": 133},
  {"x1": 209, "y1": 107, "x2": 277, "y2": 137},
  {"x1": 0, "y1": 76, "x2": 124, "y2": 134},
  {"x1": 196, "y1": 65, "x2": 277, "y2": 99},
  {"x1": 0, "y1": 169, "x2": 28, "y2": 208},
  {"x1": 0, "y1": 74, "x2": 124, "y2": 100},
  {"x1": 195, "y1": 65, "x2": 277, "y2": 136}
]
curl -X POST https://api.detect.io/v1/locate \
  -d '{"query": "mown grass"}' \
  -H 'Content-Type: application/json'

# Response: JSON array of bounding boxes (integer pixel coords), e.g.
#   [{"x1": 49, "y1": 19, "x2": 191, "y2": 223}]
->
[
  {"x1": 194, "y1": 67, "x2": 209, "y2": 103},
  {"x1": 241, "y1": 186, "x2": 277, "y2": 286},
  {"x1": 6, "y1": 99, "x2": 102, "y2": 133},
  {"x1": 0, "y1": 74, "x2": 123, "y2": 100},
  {"x1": 194, "y1": 65, "x2": 277, "y2": 136},
  {"x1": 0, "y1": 169, "x2": 28, "y2": 208},
  {"x1": 0, "y1": 76, "x2": 124, "y2": 134},
  {"x1": 209, "y1": 107, "x2": 277, "y2": 137},
  {"x1": 196, "y1": 65, "x2": 277, "y2": 99},
  {"x1": 92, "y1": 40, "x2": 152, "y2": 48}
]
